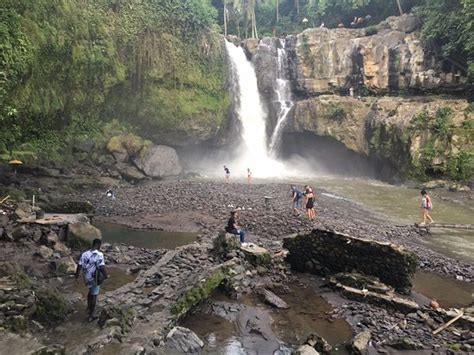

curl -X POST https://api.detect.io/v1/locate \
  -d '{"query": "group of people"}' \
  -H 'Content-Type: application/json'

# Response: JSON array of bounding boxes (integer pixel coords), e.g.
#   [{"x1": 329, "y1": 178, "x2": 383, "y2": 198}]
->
[
  {"x1": 291, "y1": 185, "x2": 316, "y2": 220},
  {"x1": 223, "y1": 165, "x2": 252, "y2": 185},
  {"x1": 76, "y1": 184, "x2": 435, "y2": 323}
]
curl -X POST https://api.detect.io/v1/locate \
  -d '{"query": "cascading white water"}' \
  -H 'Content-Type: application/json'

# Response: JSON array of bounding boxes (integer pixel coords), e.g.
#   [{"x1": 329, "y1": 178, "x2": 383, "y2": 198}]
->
[
  {"x1": 269, "y1": 39, "x2": 294, "y2": 156},
  {"x1": 225, "y1": 40, "x2": 285, "y2": 176}
]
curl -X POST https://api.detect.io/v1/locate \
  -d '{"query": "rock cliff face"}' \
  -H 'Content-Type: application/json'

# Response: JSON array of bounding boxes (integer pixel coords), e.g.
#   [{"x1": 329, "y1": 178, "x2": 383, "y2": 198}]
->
[
  {"x1": 243, "y1": 14, "x2": 472, "y2": 181},
  {"x1": 290, "y1": 95, "x2": 472, "y2": 180},
  {"x1": 287, "y1": 14, "x2": 468, "y2": 95}
]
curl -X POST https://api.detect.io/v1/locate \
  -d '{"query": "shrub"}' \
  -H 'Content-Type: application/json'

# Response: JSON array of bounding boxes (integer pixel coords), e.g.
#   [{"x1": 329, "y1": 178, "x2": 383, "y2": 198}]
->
[{"x1": 365, "y1": 26, "x2": 378, "y2": 36}]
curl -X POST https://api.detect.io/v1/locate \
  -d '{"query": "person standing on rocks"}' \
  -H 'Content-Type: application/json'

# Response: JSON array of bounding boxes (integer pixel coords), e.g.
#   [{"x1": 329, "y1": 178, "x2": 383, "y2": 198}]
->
[
  {"x1": 291, "y1": 185, "x2": 304, "y2": 215},
  {"x1": 224, "y1": 165, "x2": 231, "y2": 183},
  {"x1": 75, "y1": 238, "x2": 108, "y2": 322},
  {"x1": 304, "y1": 185, "x2": 316, "y2": 220},
  {"x1": 225, "y1": 211, "x2": 246, "y2": 244},
  {"x1": 247, "y1": 168, "x2": 252, "y2": 185},
  {"x1": 420, "y1": 189, "x2": 434, "y2": 225}
]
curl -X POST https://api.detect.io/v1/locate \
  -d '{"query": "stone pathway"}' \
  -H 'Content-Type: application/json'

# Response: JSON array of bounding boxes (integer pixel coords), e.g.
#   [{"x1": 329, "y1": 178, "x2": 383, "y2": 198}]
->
[{"x1": 79, "y1": 241, "x2": 226, "y2": 353}]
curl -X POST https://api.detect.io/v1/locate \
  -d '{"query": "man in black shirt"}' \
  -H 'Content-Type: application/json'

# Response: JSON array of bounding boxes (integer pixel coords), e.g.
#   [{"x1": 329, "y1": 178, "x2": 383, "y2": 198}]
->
[{"x1": 225, "y1": 211, "x2": 246, "y2": 243}]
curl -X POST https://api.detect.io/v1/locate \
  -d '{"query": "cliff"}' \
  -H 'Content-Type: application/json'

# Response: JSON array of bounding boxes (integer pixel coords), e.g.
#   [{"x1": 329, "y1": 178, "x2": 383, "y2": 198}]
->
[{"x1": 246, "y1": 14, "x2": 473, "y2": 181}]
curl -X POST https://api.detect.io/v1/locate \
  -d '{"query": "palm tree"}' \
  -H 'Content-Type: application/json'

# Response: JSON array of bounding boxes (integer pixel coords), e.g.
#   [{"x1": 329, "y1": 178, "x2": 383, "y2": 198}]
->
[{"x1": 396, "y1": 0, "x2": 404, "y2": 15}]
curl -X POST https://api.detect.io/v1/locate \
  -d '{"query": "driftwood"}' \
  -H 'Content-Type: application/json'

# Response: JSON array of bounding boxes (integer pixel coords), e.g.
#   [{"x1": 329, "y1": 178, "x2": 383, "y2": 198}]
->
[
  {"x1": 433, "y1": 309, "x2": 464, "y2": 335},
  {"x1": 415, "y1": 223, "x2": 474, "y2": 230},
  {"x1": 0, "y1": 195, "x2": 10, "y2": 204}
]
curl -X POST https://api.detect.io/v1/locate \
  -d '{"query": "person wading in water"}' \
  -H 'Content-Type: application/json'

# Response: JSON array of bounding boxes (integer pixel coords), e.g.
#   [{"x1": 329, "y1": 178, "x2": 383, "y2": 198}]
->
[
  {"x1": 75, "y1": 238, "x2": 108, "y2": 322},
  {"x1": 420, "y1": 189, "x2": 434, "y2": 225}
]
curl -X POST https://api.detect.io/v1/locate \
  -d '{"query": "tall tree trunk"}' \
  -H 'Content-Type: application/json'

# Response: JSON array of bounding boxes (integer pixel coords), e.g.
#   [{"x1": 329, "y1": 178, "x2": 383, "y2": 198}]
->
[
  {"x1": 396, "y1": 0, "x2": 403, "y2": 15},
  {"x1": 224, "y1": 1, "x2": 227, "y2": 36},
  {"x1": 295, "y1": 0, "x2": 299, "y2": 15},
  {"x1": 276, "y1": 0, "x2": 279, "y2": 23}
]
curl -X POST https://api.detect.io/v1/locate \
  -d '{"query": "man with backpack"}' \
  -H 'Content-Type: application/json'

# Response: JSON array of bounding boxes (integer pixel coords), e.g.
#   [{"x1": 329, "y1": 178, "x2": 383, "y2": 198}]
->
[
  {"x1": 420, "y1": 189, "x2": 434, "y2": 225},
  {"x1": 291, "y1": 186, "x2": 304, "y2": 215},
  {"x1": 75, "y1": 238, "x2": 108, "y2": 322}
]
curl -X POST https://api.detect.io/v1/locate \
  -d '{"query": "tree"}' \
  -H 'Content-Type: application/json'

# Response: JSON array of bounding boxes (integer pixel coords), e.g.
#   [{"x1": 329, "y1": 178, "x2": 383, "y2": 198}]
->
[{"x1": 396, "y1": 0, "x2": 403, "y2": 15}]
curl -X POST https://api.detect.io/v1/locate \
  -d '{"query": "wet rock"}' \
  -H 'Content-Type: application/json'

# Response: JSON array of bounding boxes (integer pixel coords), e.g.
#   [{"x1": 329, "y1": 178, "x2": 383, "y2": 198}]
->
[
  {"x1": 36, "y1": 246, "x2": 53, "y2": 259},
  {"x1": 133, "y1": 145, "x2": 182, "y2": 178},
  {"x1": 294, "y1": 344, "x2": 320, "y2": 355},
  {"x1": 66, "y1": 222, "x2": 101, "y2": 249},
  {"x1": 213, "y1": 232, "x2": 241, "y2": 257},
  {"x1": 388, "y1": 337, "x2": 424, "y2": 350},
  {"x1": 165, "y1": 326, "x2": 204, "y2": 353},
  {"x1": 257, "y1": 288, "x2": 289, "y2": 309},
  {"x1": 12, "y1": 225, "x2": 30, "y2": 240},
  {"x1": 349, "y1": 330, "x2": 371, "y2": 354},
  {"x1": 98, "y1": 305, "x2": 136, "y2": 333},
  {"x1": 306, "y1": 333, "x2": 332, "y2": 353},
  {"x1": 117, "y1": 164, "x2": 146, "y2": 182},
  {"x1": 241, "y1": 244, "x2": 271, "y2": 266}
]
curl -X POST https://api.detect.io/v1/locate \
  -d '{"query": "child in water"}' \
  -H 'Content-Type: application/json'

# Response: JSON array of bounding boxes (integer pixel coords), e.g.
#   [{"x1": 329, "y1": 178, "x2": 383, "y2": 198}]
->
[{"x1": 420, "y1": 189, "x2": 434, "y2": 225}]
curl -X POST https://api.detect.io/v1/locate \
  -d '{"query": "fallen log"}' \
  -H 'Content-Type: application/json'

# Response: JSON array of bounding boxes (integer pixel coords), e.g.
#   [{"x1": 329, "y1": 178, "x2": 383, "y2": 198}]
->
[
  {"x1": 414, "y1": 223, "x2": 474, "y2": 230},
  {"x1": 433, "y1": 309, "x2": 464, "y2": 335}
]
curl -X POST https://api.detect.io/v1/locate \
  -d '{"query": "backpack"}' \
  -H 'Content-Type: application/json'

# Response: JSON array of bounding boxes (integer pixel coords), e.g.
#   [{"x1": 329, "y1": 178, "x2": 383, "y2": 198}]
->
[{"x1": 426, "y1": 196, "x2": 433, "y2": 210}]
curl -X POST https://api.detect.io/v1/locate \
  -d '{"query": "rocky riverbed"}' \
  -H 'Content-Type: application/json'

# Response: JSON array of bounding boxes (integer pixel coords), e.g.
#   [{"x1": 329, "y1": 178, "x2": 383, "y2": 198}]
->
[
  {"x1": 1, "y1": 178, "x2": 473, "y2": 354},
  {"x1": 79, "y1": 179, "x2": 473, "y2": 280}
]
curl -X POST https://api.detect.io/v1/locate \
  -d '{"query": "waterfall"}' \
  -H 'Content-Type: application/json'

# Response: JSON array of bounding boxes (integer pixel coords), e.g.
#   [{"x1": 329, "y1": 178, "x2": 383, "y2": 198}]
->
[
  {"x1": 225, "y1": 40, "x2": 285, "y2": 176},
  {"x1": 269, "y1": 39, "x2": 294, "y2": 156}
]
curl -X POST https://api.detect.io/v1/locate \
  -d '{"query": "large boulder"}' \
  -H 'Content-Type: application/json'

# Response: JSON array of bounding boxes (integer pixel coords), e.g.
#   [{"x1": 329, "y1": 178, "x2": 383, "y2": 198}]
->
[
  {"x1": 106, "y1": 134, "x2": 151, "y2": 163},
  {"x1": 133, "y1": 145, "x2": 182, "y2": 178},
  {"x1": 67, "y1": 222, "x2": 101, "y2": 249}
]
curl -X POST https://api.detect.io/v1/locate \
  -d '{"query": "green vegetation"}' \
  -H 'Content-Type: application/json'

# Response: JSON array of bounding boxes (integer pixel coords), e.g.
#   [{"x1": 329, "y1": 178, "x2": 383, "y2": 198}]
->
[
  {"x1": 0, "y1": 0, "x2": 228, "y2": 161},
  {"x1": 412, "y1": 111, "x2": 429, "y2": 130},
  {"x1": 324, "y1": 103, "x2": 347, "y2": 121},
  {"x1": 365, "y1": 25, "x2": 378, "y2": 36},
  {"x1": 33, "y1": 287, "x2": 70, "y2": 326},
  {"x1": 171, "y1": 268, "x2": 226, "y2": 317}
]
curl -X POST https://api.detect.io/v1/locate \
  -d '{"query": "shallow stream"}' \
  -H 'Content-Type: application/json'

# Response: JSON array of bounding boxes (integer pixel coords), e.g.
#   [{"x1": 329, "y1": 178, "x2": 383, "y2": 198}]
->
[
  {"x1": 310, "y1": 176, "x2": 474, "y2": 263},
  {"x1": 94, "y1": 221, "x2": 198, "y2": 249},
  {"x1": 181, "y1": 275, "x2": 353, "y2": 354}
]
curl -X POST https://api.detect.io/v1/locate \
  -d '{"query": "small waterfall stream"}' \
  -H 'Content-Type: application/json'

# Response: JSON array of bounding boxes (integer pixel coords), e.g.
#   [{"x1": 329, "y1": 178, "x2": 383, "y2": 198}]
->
[{"x1": 269, "y1": 39, "x2": 294, "y2": 157}]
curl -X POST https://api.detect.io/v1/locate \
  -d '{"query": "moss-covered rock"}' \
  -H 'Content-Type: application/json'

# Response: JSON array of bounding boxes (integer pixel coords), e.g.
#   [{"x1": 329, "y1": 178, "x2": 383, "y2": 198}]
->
[
  {"x1": 213, "y1": 232, "x2": 241, "y2": 258},
  {"x1": 106, "y1": 134, "x2": 151, "y2": 163},
  {"x1": 98, "y1": 305, "x2": 137, "y2": 334},
  {"x1": 171, "y1": 268, "x2": 227, "y2": 318}
]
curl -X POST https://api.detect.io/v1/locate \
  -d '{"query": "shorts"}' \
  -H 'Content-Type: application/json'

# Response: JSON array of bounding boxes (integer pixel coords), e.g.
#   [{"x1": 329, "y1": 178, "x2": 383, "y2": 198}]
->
[
  {"x1": 88, "y1": 284, "x2": 101, "y2": 296},
  {"x1": 292, "y1": 199, "x2": 301, "y2": 209},
  {"x1": 306, "y1": 200, "x2": 314, "y2": 209}
]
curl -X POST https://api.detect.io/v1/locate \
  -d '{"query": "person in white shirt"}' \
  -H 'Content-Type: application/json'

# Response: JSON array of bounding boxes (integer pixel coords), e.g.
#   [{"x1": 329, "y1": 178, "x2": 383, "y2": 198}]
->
[{"x1": 75, "y1": 239, "x2": 108, "y2": 322}]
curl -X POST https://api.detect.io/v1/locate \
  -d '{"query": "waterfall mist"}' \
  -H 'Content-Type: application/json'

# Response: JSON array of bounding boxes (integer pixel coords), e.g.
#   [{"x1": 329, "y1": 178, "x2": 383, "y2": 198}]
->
[{"x1": 179, "y1": 40, "x2": 381, "y2": 180}]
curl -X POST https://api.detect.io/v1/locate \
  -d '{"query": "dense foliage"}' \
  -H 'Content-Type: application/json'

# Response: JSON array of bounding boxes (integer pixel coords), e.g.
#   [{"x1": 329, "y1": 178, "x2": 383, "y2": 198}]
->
[{"x1": 0, "y1": 0, "x2": 227, "y2": 159}]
